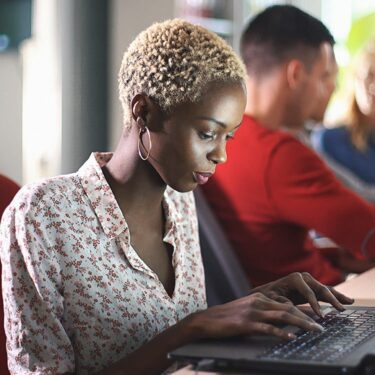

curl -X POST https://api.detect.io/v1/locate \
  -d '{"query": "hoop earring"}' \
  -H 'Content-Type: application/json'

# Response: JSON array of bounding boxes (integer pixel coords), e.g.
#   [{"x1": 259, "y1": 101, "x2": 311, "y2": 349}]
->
[{"x1": 138, "y1": 126, "x2": 152, "y2": 161}]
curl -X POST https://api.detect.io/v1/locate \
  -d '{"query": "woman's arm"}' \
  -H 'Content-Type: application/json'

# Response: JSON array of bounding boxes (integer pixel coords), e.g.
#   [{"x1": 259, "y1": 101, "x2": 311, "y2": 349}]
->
[
  {"x1": 95, "y1": 316, "x2": 191, "y2": 375},
  {"x1": 0, "y1": 204, "x2": 75, "y2": 374},
  {"x1": 96, "y1": 283, "x2": 352, "y2": 375}
]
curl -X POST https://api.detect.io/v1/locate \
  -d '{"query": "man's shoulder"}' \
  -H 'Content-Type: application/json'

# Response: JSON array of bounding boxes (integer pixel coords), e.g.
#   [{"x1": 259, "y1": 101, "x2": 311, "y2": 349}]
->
[
  {"x1": 268, "y1": 131, "x2": 326, "y2": 173},
  {"x1": 242, "y1": 116, "x2": 300, "y2": 151},
  {"x1": 268, "y1": 130, "x2": 312, "y2": 158}
]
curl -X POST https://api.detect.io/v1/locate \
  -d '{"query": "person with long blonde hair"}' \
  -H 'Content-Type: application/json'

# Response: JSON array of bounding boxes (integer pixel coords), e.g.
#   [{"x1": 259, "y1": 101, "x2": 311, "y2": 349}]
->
[{"x1": 312, "y1": 39, "x2": 375, "y2": 202}]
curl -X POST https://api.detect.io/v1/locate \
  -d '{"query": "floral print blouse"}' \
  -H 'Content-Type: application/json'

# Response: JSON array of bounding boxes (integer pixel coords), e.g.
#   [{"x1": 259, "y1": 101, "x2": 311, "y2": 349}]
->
[{"x1": 0, "y1": 153, "x2": 207, "y2": 374}]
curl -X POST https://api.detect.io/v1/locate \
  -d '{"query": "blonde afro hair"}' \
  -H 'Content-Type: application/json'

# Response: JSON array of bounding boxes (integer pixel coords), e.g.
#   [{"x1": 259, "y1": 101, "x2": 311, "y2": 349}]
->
[{"x1": 118, "y1": 19, "x2": 246, "y2": 128}]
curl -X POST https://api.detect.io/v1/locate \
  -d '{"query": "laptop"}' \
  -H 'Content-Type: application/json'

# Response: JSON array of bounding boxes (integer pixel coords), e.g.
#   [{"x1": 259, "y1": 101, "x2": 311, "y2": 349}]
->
[{"x1": 169, "y1": 305, "x2": 375, "y2": 374}]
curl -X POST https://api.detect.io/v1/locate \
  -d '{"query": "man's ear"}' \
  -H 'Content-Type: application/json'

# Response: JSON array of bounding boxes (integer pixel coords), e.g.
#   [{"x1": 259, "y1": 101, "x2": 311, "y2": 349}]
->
[{"x1": 286, "y1": 59, "x2": 304, "y2": 90}]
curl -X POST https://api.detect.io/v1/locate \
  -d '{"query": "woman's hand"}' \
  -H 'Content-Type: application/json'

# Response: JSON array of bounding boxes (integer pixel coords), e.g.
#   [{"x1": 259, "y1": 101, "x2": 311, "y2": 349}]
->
[
  {"x1": 250, "y1": 272, "x2": 354, "y2": 317},
  {"x1": 186, "y1": 292, "x2": 324, "y2": 342}
]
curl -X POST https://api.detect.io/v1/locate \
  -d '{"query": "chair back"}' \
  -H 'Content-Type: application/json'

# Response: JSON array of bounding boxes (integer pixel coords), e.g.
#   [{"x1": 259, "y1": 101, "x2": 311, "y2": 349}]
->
[{"x1": 194, "y1": 188, "x2": 250, "y2": 306}]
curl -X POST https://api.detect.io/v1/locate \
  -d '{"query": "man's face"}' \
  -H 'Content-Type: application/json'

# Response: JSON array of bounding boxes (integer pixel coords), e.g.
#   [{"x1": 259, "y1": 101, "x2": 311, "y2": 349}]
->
[
  {"x1": 309, "y1": 48, "x2": 338, "y2": 123},
  {"x1": 288, "y1": 43, "x2": 335, "y2": 129}
]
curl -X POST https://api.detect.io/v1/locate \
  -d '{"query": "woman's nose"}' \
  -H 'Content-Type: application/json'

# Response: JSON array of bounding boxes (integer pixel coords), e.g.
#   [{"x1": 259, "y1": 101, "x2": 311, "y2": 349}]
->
[{"x1": 208, "y1": 141, "x2": 227, "y2": 165}]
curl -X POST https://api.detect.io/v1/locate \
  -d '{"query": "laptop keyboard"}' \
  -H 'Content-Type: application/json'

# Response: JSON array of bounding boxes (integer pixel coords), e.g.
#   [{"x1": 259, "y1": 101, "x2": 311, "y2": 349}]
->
[{"x1": 259, "y1": 309, "x2": 375, "y2": 363}]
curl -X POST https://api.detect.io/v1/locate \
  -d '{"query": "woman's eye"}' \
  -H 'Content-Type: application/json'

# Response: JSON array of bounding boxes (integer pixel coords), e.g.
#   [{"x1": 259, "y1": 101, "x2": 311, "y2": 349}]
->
[{"x1": 199, "y1": 132, "x2": 215, "y2": 140}]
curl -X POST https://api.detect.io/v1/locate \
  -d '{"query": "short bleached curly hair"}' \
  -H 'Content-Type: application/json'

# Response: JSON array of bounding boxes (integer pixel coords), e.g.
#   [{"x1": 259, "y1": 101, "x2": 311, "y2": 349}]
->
[{"x1": 118, "y1": 19, "x2": 246, "y2": 128}]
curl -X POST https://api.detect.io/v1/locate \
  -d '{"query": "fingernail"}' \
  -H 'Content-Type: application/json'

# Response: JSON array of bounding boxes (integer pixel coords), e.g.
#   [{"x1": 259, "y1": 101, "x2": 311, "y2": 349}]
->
[
  {"x1": 311, "y1": 323, "x2": 324, "y2": 331},
  {"x1": 315, "y1": 306, "x2": 323, "y2": 317},
  {"x1": 287, "y1": 332, "x2": 296, "y2": 340}
]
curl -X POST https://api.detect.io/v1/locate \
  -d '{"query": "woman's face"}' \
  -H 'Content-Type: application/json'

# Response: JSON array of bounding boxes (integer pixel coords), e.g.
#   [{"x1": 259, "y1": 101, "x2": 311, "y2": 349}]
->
[
  {"x1": 147, "y1": 82, "x2": 246, "y2": 192},
  {"x1": 354, "y1": 57, "x2": 375, "y2": 121}
]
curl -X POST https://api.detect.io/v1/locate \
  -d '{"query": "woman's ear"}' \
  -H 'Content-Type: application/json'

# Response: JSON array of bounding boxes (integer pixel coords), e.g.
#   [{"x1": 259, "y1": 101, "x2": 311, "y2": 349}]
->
[
  {"x1": 286, "y1": 59, "x2": 304, "y2": 90},
  {"x1": 131, "y1": 94, "x2": 164, "y2": 132},
  {"x1": 131, "y1": 94, "x2": 148, "y2": 124}
]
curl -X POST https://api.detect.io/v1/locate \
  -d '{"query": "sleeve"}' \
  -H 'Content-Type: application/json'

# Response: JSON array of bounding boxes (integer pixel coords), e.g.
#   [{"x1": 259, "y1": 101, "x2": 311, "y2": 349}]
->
[
  {"x1": 265, "y1": 138, "x2": 375, "y2": 259},
  {"x1": 0, "y1": 196, "x2": 75, "y2": 374}
]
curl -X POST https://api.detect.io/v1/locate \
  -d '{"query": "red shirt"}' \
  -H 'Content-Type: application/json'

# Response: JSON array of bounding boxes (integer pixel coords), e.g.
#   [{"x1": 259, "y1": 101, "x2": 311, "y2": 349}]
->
[
  {"x1": 0, "y1": 174, "x2": 20, "y2": 220},
  {"x1": 0, "y1": 174, "x2": 19, "y2": 375},
  {"x1": 202, "y1": 115, "x2": 375, "y2": 286},
  {"x1": 0, "y1": 174, "x2": 19, "y2": 221}
]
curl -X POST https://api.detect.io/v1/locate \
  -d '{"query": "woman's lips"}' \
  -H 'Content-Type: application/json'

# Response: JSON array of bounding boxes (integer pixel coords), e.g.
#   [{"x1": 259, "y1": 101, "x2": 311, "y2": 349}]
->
[{"x1": 193, "y1": 172, "x2": 213, "y2": 185}]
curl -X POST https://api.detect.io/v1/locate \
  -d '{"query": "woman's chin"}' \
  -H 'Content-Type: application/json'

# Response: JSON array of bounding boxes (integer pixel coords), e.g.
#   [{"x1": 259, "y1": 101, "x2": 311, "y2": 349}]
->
[{"x1": 166, "y1": 179, "x2": 197, "y2": 193}]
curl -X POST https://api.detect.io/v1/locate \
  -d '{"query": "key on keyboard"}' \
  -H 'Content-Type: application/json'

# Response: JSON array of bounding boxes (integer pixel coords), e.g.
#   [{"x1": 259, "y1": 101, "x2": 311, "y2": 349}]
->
[{"x1": 259, "y1": 309, "x2": 375, "y2": 363}]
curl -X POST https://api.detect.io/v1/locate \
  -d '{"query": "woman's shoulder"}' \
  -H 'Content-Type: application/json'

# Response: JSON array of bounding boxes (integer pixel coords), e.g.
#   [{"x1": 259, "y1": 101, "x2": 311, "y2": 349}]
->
[
  {"x1": 9, "y1": 172, "x2": 82, "y2": 216},
  {"x1": 311, "y1": 125, "x2": 350, "y2": 153},
  {"x1": 312, "y1": 125, "x2": 348, "y2": 139}
]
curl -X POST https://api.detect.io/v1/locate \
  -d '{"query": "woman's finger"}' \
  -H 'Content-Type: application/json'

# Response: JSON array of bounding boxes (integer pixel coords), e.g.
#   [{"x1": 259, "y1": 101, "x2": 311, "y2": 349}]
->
[
  {"x1": 291, "y1": 273, "x2": 323, "y2": 317},
  {"x1": 242, "y1": 293, "x2": 319, "y2": 326},
  {"x1": 302, "y1": 273, "x2": 345, "y2": 311},
  {"x1": 316, "y1": 285, "x2": 345, "y2": 311},
  {"x1": 264, "y1": 290, "x2": 293, "y2": 305},
  {"x1": 258, "y1": 309, "x2": 324, "y2": 333},
  {"x1": 274, "y1": 296, "x2": 293, "y2": 304},
  {"x1": 248, "y1": 322, "x2": 296, "y2": 341},
  {"x1": 329, "y1": 287, "x2": 355, "y2": 305},
  {"x1": 255, "y1": 296, "x2": 320, "y2": 327}
]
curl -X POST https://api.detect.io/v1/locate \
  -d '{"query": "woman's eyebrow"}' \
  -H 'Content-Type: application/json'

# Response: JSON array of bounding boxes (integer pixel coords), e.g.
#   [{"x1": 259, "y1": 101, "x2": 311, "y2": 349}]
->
[
  {"x1": 195, "y1": 116, "x2": 242, "y2": 130},
  {"x1": 195, "y1": 116, "x2": 227, "y2": 128}
]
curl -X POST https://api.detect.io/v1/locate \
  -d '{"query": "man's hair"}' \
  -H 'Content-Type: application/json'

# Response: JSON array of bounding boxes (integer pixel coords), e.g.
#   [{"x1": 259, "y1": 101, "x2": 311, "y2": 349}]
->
[
  {"x1": 240, "y1": 5, "x2": 335, "y2": 76},
  {"x1": 119, "y1": 19, "x2": 246, "y2": 129}
]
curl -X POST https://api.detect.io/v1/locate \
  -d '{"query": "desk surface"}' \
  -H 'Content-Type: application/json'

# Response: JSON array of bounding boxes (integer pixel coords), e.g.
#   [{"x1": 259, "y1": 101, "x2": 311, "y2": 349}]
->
[
  {"x1": 335, "y1": 267, "x2": 375, "y2": 306},
  {"x1": 172, "y1": 267, "x2": 375, "y2": 374}
]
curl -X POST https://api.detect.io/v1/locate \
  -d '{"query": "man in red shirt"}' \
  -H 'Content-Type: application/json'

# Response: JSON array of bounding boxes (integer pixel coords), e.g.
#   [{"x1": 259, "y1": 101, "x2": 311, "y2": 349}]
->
[
  {"x1": 0, "y1": 173, "x2": 20, "y2": 375},
  {"x1": 202, "y1": 5, "x2": 375, "y2": 287}
]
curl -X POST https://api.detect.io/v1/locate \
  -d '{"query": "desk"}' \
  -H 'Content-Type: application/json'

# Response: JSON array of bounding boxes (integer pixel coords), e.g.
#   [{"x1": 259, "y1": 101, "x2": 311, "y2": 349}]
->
[
  {"x1": 172, "y1": 267, "x2": 375, "y2": 374},
  {"x1": 335, "y1": 267, "x2": 375, "y2": 306}
]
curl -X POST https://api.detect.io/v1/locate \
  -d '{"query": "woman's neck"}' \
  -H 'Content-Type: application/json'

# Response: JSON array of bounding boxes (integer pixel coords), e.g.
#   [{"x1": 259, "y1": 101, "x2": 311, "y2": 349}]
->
[{"x1": 102, "y1": 126, "x2": 166, "y2": 219}]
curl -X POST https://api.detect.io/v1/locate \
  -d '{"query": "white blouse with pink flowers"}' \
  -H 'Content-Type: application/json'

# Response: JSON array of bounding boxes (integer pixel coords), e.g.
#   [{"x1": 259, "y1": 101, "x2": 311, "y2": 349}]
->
[{"x1": 0, "y1": 152, "x2": 206, "y2": 374}]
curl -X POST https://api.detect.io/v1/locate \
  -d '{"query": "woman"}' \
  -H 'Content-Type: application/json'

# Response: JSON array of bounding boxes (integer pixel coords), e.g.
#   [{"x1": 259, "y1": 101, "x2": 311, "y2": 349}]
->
[
  {"x1": 0, "y1": 20, "x2": 353, "y2": 375},
  {"x1": 312, "y1": 39, "x2": 375, "y2": 203}
]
